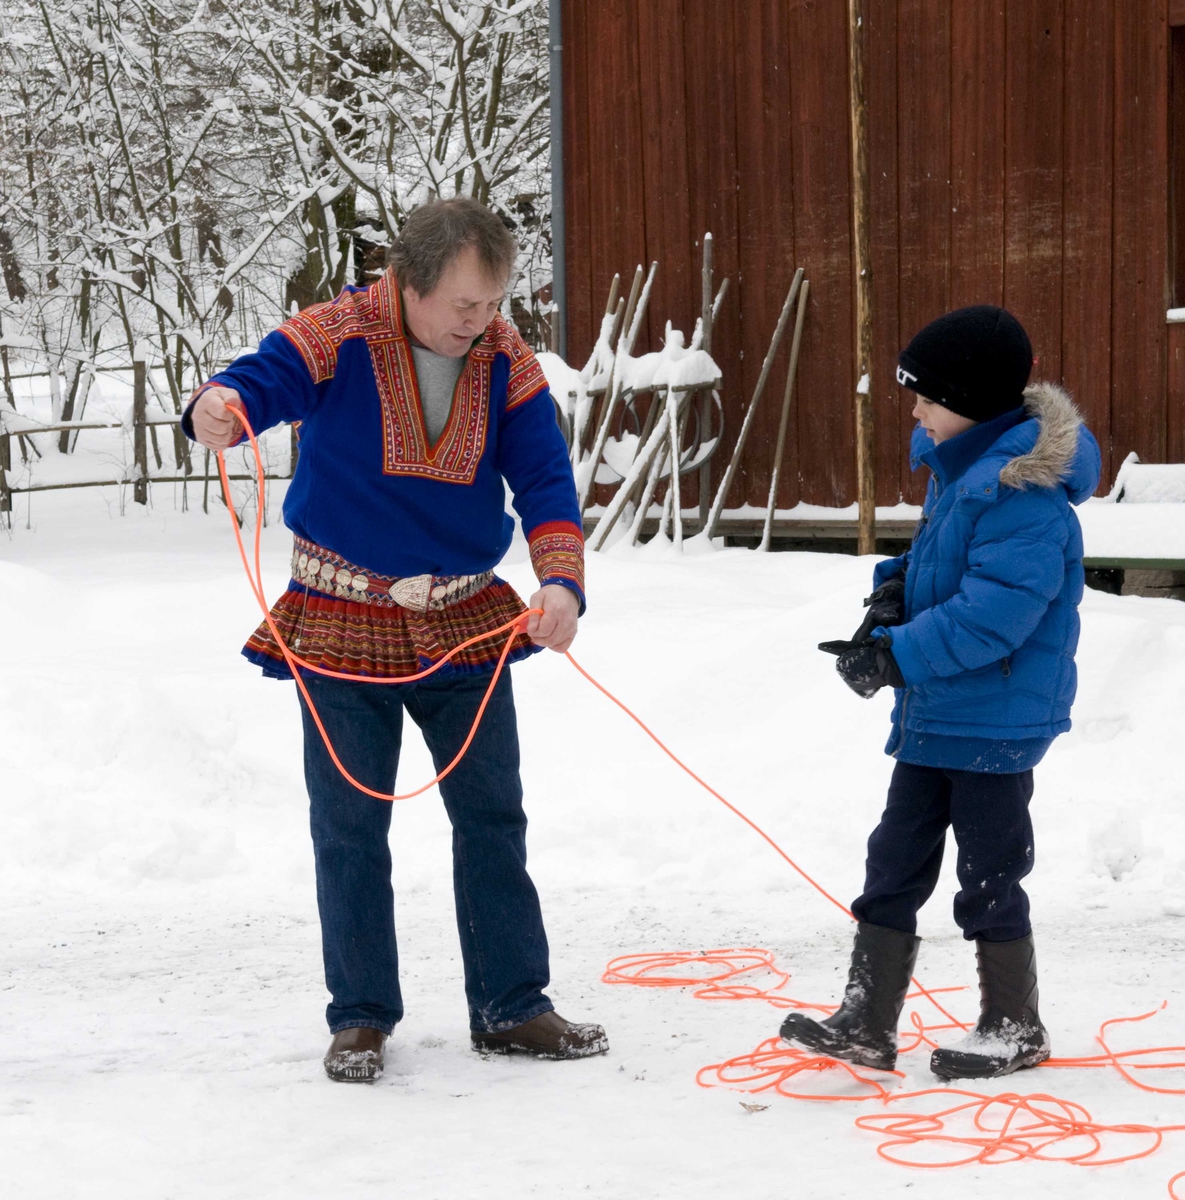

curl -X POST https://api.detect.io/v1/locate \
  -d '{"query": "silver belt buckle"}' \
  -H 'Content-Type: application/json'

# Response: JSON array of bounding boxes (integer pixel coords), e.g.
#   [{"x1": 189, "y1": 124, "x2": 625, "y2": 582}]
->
[{"x1": 387, "y1": 573, "x2": 432, "y2": 613}]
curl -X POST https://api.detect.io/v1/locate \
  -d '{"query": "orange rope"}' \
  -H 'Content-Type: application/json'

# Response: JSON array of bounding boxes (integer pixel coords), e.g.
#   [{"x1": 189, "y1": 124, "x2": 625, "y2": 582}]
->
[
  {"x1": 576, "y1": 588, "x2": 1185, "y2": 1193},
  {"x1": 218, "y1": 414, "x2": 1185, "y2": 1193},
  {"x1": 217, "y1": 411, "x2": 536, "y2": 802}
]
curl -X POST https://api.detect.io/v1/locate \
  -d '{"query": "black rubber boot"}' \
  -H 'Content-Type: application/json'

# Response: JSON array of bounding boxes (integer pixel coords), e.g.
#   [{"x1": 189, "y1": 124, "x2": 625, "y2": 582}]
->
[
  {"x1": 779, "y1": 922, "x2": 921, "y2": 1071},
  {"x1": 930, "y1": 934, "x2": 1051, "y2": 1080}
]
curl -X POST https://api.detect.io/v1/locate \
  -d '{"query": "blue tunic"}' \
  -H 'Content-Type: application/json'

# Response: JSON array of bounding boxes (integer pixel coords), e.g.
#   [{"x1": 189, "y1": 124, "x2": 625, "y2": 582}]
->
[{"x1": 183, "y1": 269, "x2": 585, "y2": 680}]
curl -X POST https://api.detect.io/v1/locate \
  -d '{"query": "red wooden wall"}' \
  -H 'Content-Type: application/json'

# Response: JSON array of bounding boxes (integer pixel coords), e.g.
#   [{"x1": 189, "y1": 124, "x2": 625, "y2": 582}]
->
[{"x1": 562, "y1": 0, "x2": 1176, "y2": 508}]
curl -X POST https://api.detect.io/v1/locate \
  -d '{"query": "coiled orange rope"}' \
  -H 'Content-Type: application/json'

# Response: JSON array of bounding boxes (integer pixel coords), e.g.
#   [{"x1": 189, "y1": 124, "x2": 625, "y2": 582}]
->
[{"x1": 218, "y1": 414, "x2": 1185, "y2": 1194}]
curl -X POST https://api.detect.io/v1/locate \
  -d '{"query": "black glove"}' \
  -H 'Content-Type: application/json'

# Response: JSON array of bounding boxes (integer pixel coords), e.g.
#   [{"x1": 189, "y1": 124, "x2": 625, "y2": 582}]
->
[
  {"x1": 835, "y1": 637, "x2": 905, "y2": 699},
  {"x1": 819, "y1": 578, "x2": 907, "y2": 656}
]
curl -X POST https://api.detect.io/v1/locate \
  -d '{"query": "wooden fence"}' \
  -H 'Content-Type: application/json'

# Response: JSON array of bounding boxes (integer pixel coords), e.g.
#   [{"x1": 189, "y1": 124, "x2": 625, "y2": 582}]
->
[{"x1": 0, "y1": 361, "x2": 292, "y2": 518}]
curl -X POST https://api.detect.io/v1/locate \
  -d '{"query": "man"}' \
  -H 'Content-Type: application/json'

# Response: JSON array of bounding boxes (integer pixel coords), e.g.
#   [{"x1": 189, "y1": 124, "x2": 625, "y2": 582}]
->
[{"x1": 184, "y1": 197, "x2": 606, "y2": 1083}]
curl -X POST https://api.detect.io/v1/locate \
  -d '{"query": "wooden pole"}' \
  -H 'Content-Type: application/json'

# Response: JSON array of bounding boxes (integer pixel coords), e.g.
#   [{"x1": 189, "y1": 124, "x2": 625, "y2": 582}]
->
[
  {"x1": 849, "y1": 0, "x2": 876, "y2": 555},
  {"x1": 703, "y1": 269, "x2": 803, "y2": 541},
  {"x1": 604, "y1": 272, "x2": 621, "y2": 319},
  {"x1": 698, "y1": 233, "x2": 714, "y2": 530},
  {"x1": 578, "y1": 263, "x2": 657, "y2": 513},
  {"x1": 0, "y1": 425, "x2": 10, "y2": 517},
  {"x1": 133, "y1": 355, "x2": 148, "y2": 505},
  {"x1": 620, "y1": 264, "x2": 644, "y2": 350},
  {"x1": 666, "y1": 385, "x2": 684, "y2": 547},
  {"x1": 759, "y1": 279, "x2": 810, "y2": 552}
]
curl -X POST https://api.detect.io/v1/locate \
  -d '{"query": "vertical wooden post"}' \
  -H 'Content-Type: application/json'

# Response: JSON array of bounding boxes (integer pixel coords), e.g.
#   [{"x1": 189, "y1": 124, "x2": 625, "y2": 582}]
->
[
  {"x1": 849, "y1": 0, "x2": 876, "y2": 555},
  {"x1": 0, "y1": 425, "x2": 11, "y2": 517},
  {"x1": 133, "y1": 354, "x2": 148, "y2": 505},
  {"x1": 698, "y1": 232, "x2": 714, "y2": 530},
  {"x1": 760, "y1": 279, "x2": 810, "y2": 551}
]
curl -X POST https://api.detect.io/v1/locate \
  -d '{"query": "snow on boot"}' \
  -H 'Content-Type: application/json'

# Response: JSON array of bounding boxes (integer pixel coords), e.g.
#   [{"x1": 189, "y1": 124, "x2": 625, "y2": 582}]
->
[
  {"x1": 323, "y1": 1026, "x2": 387, "y2": 1083},
  {"x1": 779, "y1": 922, "x2": 920, "y2": 1071},
  {"x1": 471, "y1": 1011, "x2": 608, "y2": 1059},
  {"x1": 930, "y1": 934, "x2": 1050, "y2": 1080}
]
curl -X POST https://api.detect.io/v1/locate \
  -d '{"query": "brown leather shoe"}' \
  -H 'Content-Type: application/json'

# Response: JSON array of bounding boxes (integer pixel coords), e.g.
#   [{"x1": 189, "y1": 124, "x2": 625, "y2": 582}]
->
[
  {"x1": 323, "y1": 1026, "x2": 387, "y2": 1083},
  {"x1": 471, "y1": 1011, "x2": 608, "y2": 1059}
]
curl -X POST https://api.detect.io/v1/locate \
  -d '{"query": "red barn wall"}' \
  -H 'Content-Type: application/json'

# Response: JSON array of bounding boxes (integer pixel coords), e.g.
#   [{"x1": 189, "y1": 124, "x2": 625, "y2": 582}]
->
[{"x1": 562, "y1": 0, "x2": 1175, "y2": 509}]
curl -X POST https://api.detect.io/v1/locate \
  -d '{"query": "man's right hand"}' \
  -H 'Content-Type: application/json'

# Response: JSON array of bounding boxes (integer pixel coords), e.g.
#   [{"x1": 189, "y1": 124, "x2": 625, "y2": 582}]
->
[{"x1": 190, "y1": 385, "x2": 245, "y2": 451}]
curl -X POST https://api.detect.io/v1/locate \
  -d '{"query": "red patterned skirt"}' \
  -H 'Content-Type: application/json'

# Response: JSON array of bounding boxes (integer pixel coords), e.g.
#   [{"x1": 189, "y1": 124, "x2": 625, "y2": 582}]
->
[{"x1": 243, "y1": 577, "x2": 539, "y2": 680}]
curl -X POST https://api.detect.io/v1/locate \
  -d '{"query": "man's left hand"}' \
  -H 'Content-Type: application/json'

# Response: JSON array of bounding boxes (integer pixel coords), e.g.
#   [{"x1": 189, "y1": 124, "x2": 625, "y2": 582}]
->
[{"x1": 526, "y1": 584, "x2": 580, "y2": 653}]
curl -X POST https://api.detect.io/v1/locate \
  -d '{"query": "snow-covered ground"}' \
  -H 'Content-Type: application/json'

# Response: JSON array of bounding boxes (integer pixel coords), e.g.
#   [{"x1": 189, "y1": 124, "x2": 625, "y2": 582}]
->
[{"x1": 4, "y1": 485, "x2": 1185, "y2": 1198}]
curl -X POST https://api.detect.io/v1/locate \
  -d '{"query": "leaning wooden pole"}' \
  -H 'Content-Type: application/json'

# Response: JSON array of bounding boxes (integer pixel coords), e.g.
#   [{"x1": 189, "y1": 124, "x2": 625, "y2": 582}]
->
[
  {"x1": 759, "y1": 279, "x2": 809, "y2": 552},
  {"x1": 702, "y1": 269, "x2": 803, "y2": 542},
  {"x1": 848, "y1": 0, "x2": 876, "y2": 555},
  {"x1": 578, "y1": 263, "x2": 657, "y2": 514}
]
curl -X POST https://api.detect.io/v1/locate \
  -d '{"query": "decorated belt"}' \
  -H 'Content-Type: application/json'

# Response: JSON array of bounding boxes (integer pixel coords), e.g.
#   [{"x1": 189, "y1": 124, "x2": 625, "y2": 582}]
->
[{"x1": 290, "y1": 536, "x2": 494, "y2": 613}]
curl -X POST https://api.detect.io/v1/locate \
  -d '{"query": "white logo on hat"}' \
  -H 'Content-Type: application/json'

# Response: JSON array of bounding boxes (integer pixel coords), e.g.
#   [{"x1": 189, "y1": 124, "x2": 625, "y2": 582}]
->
[{"x1": 896, "y1": 366, "x2": 918, "y2": 387}]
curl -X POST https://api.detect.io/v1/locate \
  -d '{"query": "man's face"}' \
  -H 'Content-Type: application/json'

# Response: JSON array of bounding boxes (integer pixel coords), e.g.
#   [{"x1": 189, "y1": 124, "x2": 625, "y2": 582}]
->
[
  {"x1": 912, "y1": 394, "x2": 977, "y2": 444},
  {"x1": 401, "y1": 244, "x2": 508, "y2": 357}
]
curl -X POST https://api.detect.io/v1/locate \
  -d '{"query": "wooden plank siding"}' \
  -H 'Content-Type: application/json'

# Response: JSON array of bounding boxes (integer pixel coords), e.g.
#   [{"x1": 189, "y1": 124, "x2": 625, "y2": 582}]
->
[
  {"x1": 562, "y1": 0, "x2": 1179, "y2": 508},
  {"x1": 896, "y1": 0, "x2": 951, "y2": 504},
  {"x1": 1061, "y1": 0, "x2": 1115, "y2": 481},
  {"x1": 1004, "y1": 0, "x2": 1065, "y2": 387},
  {"x1": 1112, "y1": 1, "x2": 1169, "y2": 471},
  {"x1": 733, "y1": 0, "x2": 800, "y2": 506},
  {"x1": 788, "y1": 0, "x2": 857, "y2": 507},
  {"x1": 681, "y1": 3, "x2": 743, "y2": 504},
  {"x1": 866, "y1": 0, "x2": 903, "y2": 506}
]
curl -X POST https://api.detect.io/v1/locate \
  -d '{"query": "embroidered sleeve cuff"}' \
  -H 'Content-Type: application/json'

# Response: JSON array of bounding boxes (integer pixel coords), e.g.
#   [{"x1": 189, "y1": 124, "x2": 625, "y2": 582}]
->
[{"x1": 528, "y1": 520, "x2": 586, "y2": 611}]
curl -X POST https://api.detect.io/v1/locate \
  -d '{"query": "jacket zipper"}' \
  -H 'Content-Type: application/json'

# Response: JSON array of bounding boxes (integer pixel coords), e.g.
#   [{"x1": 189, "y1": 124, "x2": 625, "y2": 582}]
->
[
  {"x1": 893, "y1": 687, "x2": 911, "y2": 757},
  {"x1": 1001, "y1": 657, "x2": 1011, "y2": 677}
]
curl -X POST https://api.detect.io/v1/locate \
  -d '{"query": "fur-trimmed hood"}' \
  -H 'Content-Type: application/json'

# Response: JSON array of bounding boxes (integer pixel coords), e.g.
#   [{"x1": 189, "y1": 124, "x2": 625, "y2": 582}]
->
[
  {"x1": 911, "y1": 382, "x2": 1101, "y2": 505},
  {"x1": 998, "y1": 382, "x2": 1095, "y2": 495}
]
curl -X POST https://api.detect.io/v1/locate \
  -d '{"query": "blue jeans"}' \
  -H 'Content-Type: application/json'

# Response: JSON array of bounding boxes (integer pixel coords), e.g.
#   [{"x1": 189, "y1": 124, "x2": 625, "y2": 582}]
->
[
  {"x1": 851, "y1": 760, "x2": 1036, "y2": 942},
  {"x1": 298, "y1": 668, "x2": 554, "y2": 1035}
]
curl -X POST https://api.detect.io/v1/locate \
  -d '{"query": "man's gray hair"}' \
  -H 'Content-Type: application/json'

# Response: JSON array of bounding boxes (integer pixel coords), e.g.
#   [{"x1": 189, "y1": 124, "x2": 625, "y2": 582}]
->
[{"x1": 389, "y1": 197, "x2": 517, "y2": 297}]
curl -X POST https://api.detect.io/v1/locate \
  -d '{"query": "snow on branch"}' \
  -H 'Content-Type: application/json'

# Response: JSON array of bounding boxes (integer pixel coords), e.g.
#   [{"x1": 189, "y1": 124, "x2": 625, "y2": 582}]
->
[{"x1": 0, "y1": 0, "x2": 555, "y2": 417}]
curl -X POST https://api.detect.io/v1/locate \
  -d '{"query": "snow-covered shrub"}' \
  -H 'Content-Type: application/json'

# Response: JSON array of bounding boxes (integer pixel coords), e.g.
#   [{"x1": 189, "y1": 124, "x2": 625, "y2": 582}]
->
[{"x1": 0, "y1": 0, "x2": 552, "y2": 421}]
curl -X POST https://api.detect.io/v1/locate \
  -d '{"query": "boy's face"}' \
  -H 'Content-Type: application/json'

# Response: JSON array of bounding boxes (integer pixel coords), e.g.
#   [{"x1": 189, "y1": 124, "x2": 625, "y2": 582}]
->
[{"x1": 912, "y1": 394, "x2": 977, "y2": 444}]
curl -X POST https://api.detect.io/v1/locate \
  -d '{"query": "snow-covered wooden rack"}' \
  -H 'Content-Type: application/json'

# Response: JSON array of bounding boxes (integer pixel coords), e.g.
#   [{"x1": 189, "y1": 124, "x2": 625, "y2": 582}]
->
[
  {"x1": 545, "y1": 241, "x2": 814, "y2": 553},
  {"x1": 540, "y1": 251, "x2": 728, "y2": 553}
]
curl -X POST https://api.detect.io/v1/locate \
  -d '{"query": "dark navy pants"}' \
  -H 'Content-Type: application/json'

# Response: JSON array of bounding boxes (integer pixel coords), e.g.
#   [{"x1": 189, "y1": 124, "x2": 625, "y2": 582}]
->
[
  {"x1": 851, "y1": 760, "x2": 1035, "y2": 942},
  {"x1": 299, "y1": 668, "x2": 553, "y2": 1036}
]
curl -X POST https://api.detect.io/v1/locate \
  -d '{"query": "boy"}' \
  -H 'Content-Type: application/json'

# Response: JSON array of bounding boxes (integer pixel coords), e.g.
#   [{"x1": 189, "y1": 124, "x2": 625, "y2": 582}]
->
[{"x1": 780, "y1": 306, "x2": 1100, "y2": 1079}]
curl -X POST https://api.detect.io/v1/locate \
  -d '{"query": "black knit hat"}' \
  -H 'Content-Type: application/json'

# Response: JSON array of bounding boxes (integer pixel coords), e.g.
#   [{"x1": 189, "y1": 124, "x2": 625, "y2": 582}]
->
[{"x1": 896, "y1": 305, "x2": 1033, "y2": 422}]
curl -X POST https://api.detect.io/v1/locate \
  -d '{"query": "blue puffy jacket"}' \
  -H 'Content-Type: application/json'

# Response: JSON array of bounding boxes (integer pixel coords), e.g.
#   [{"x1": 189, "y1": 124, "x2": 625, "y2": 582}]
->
[{"x1": 873, "y1": 382, "x2": 1101, "y2": 754}]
